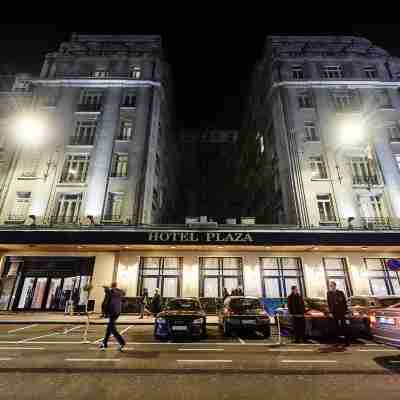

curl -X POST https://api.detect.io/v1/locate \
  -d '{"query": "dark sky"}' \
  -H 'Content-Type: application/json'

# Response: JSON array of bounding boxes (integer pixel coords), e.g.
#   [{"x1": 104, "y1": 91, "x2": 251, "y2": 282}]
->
[{"x1": 1, "y1": 24, "x2": 399, "y2": 129}]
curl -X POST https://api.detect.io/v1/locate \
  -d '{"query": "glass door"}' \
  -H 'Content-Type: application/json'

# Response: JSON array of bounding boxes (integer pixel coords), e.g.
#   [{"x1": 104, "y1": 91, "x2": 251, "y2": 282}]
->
[
  {"x1": 46, "y1": 278, "x2": 63, "y2": 310},
  {"x1": 17, "y1": 277, "x2": 36, "y2": 309},
  {"x1": 30, "y1": 278, "x2": 48, "y2": 309}
]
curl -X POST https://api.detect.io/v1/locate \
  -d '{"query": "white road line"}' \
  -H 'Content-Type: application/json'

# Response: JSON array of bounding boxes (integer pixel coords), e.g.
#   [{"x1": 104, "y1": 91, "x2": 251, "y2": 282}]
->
[
  {"x1": 281, "y1": 360, "x2": 338, "y2": 364},
  {"x1": 308, "y1": 339, "x2": 320, "y2": 344},
  {"x1": 357, "y1": 349, "x2": 397, "y2": 352},
  {"x1": 0, "y1": 347, "x2": 44, "y2": 350},
  {"x1": 269, "y1": 349, "x2": 314, "y2": 352},
  {"x1": 286, "y1": 343, "x2": 320, "y2": 346},
  {"x1": 177, "y1": 360, "x2": 232, "y2": 363},
  {"x1": 7, "y1": 325, "x2": 38, "y2": 334},
  {"x1": 0, "y1": 341, "x2": 85, "y2": 344},
  {"x1": 178, "y1": 349, "x2": 224, "y2": 352},
  {"x1": 65, "y1": 358, "x2": 121, "y2": 362},
  {"x1": 120, "y1": 325, "x2": 134, "y2": 335},
  {"x1": 18, "y1": 329, "x2": 69, "y2": 343},
  {"x1": 0, "y1": 358, "x2": 13, "y2": 361},
  {"x1": 63, "y1": 326, "x2": 83, "y2": 334}
]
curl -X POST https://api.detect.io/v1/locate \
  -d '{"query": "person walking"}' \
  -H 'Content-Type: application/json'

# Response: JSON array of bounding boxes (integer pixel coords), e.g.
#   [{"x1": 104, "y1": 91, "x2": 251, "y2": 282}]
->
[
  {"x1": 139, "y1": 288, "x2": 150, "y2": 319},
  {"x1": 101, "y1": 286, "x2": 111, "y2": 318},
  {"x1": 99, "y1": 282, "x2": 126, "y2": 351},
  {"x1": 287, "y1": 286, "x2": 306, "y2": 343},
  {"x1": 151, "y1": 288, "x2": 162, "y2": 316},
  {"x1": 327, "y1": 281, "x2": 350, "y2": 346},
  {"x1": 223, "y1": 288, "x2": 230, "y2": 300}
]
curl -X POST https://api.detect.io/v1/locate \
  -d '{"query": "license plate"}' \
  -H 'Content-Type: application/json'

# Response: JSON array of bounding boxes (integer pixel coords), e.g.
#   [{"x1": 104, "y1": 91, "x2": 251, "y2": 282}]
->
[
  {"x1": 242, "y1": 320, "x2": 256, "y2": 325},
  {"x1": 172, "y1": 326, "x2": 188, "y2": 331},
  {"x1": 378, "y1": 317, "x2": 395, "y2": 325}
]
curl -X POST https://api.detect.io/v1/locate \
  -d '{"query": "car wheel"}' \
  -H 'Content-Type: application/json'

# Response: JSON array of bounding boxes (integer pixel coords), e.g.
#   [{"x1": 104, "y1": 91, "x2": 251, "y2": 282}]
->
[
  {"x1": 262, "y1": 326, "x2": 271, "y2": 339},
  {"x1": 223, "y1": 320, "x2": 231, "y2": 337}
]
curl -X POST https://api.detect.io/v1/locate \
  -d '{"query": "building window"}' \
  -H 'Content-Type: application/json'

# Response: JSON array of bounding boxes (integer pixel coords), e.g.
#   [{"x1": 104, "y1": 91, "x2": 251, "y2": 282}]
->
[
  {"x1": 138, "y1": 257, "x2": 182, "y2": 298},
  {"x1": 317, "y1": 194, "x2": 336, "y2": 224},
  {"x1": 375, "y1": 89, "x2": 392, "y2": 108},
  {"x1": 395, "y1": 155, "x2": 400, "y2": 171},
  {"x1": 111, "y1": 154, "x2": 128, "y2": 177},
  {"x1": 8, "y1": 192, "x2": 31, "y2": 222},
  {"x1": 351, "y1": 157, "x2": 378, "y2": 185},
  {"x1": 364, "y1": 258, "x2": 400, "y2": 295},
  {"x1": 332, "y1": 92, "x2": 358, "y2": 112},
  {"x1": 292, "y1": 65, "x2": 304, "y2": 80},
  {"x1": 358, "y1": 194, "x2": 387, "y2": 224},
  {"x1": 200, "y1": 257, "x2": 244, "y2": 298},
  {"x1": 387, "y1": 124, "x2": 400, "y2": 142},
  {"x1": 155, "y1": 154, "x2": 161, "y2": 176},
  {"x1": 21, "y1": 150, "x2": 41, "y2": 178},
  {"x1": 60, "y1": 155, "x2": 90, "y2": 183},
  {"x1": 130, "y1": 66, "x2": 142, "y2": 79},
  {"x1": 80, "y1": 90, "x2": 103, "y2": 106},
  {"x1": 53, "y1": 193, "x2": 82, "y2": 224},
  {"x1": 152, "y1": 188, "x2": 159, "y2": 211},
  {"x1": 323, "y1": 258, "x2": 353, "y2": 297},
  {"x1": 260, "y1": 257, "x2": 305, "y2": 299},
  {"x1": 118, "y1": 120, "x2": 133, "y2": 140},
  {"x1": 256, "y1": 132, "x2": 265, "y2": 153},
  {"x1": 12, "y1": 79, "x2": 31, "y2": 92},
  {"x1": 323, "y1": 65, "x2": 344, "y2": 79},
  {"x1": 92, "y1": 69, "x2": 109, "y2": 78},
  {"x1": 121, "y1": 91, "x2": 136, "y2": 108},
  {"x1": 310, "y1": 156, "x2": 328, "y2": 179},
  {"x1": 71, "y1": 120, "x2": 97, "y2": 145},
  {"x1": 304, "y1": 122, "x2": 319, "y2": 141},
  {"x1": 104, "y1": 192, "x2": 124, "y2": 221},
  {"x1": 364, "y1": 66, "x2": 378, "y2": 79},
  {"x1": 297, "y1": 92, "x2": 313, "y2": 108}
]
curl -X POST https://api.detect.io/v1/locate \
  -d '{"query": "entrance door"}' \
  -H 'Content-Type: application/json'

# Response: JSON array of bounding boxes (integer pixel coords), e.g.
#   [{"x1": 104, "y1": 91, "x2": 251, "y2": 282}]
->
[
  {"x1": 46, "y1": 278, "x2": 63, "y2": 310},
  {"x1": 30, "y1": 278, "x2": 47, "y2": 309},
  {"x1": 17, "y1": 277, "x2": 36, "y2": 309}
]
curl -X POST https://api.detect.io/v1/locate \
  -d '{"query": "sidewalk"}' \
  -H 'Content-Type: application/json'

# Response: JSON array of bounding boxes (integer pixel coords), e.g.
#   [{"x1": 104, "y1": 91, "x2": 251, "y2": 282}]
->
[{"x1": 0, "y1": 312, "x2": 219, "y2": 325}]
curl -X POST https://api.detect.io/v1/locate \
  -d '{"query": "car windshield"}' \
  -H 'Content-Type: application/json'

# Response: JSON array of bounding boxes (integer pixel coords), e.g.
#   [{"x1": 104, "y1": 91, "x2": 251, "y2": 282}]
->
[
  {"x1": 377, "y1": 298, "x2": 400, "y2": 308},
  {"x1": 165, "y1": 299, "x2": 201, "y2": 311},
  {"x1": 304, "y1": 299, "x2": 328, "y2": 312},
  {"x1": 229, "y1": 298, "x2": 263, "y2": 312}
]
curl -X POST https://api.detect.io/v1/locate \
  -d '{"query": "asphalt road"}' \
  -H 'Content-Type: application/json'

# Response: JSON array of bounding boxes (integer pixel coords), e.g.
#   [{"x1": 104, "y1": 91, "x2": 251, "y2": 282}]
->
[{"x1": 0, "y1": 323, "x2": 399, "y2": 400}]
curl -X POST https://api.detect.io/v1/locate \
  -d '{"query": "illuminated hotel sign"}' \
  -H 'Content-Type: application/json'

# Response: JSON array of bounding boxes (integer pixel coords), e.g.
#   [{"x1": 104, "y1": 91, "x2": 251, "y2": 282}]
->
[{"x1": 147, "y1": 231, "x2": 254, "y2": 243}]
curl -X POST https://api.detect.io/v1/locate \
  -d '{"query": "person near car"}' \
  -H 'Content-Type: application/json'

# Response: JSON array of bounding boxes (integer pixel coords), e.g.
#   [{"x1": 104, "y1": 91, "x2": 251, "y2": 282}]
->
[
  {"x1": 151, "y1": 288, "x2": 162, "y2": 316},
  {"x1": 223, "y1": 288, "x2": 230, "y2": 300},
  {"x1": 101, "y1": 286, "x2": 110, "y2": 318},
  {"x1": 99, "y1": 282, "x2": 126, "y2": 351},
  {"x1": 327, "y1": 281, "x2": 350, "y2": 346},
  {"x1": 287, "y1": 285, "x2": 306, "y2": 343},
  {"x1": 139, "y1": 288, "x2": 151, "y2": 319}
]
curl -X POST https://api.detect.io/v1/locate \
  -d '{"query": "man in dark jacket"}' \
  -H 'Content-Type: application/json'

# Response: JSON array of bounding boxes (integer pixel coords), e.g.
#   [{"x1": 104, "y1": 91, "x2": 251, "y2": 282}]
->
[
  {"x1": 100, "y1": 282, "x2": 126, "y2": 351},
  {"x1": 327, "y1": 281, "x2": 350, "y2": 346},
  {"x1": 287, "y1": 286, "x2": 306, "y2": 343},
  {"x1": 151, "y1": 288, "x2": 162, "y2": 316},
  {"x1": 101, "y1": 286, "x2": 110, "y2": 318}
]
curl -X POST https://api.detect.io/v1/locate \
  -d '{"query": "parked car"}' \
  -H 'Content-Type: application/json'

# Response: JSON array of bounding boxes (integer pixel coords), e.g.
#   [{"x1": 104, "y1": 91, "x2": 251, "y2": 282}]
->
[
  {"x1": 218, "y1": 296, "x2": 271, "y2": 338},
  {"x1": 276, "y1": 297, "x2": 369, "y2": 339},
  {"x1": 371, "y1": 303, "x2": 400, "y2": 347},
  {"x1": 154, "y1": 297, "x2": 207, "y2": 340},
  {"x1": 349, "y1": 296, "x2": 400, "y2": 336}
]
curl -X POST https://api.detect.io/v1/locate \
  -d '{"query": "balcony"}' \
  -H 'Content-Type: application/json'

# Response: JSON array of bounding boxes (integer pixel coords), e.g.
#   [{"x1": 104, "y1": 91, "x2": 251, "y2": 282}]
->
[
  {"x1": 102, "y1": 215, "x2": 123, "y2": 224},
  {"x1": 361, "y1": 217, "x2": 392, "y2": 230},
  {"x1": 49, "y1": 216, "x2": 80, "y2": 225},
  {"x1": 352, "y1": 175, "x2": 379, "y2": 186},
  {"x1": 5, "y1": 215, "x2": 26, "y2": 225},
  {"x1": 69, "y1": 137, "x2": 95, "y2": 146},
  {"x1": 54, "y1": 73, "x2": 147, "y2": 81},
  {"x1": 76, "y1": 103, "x2": 102, "y2": 113}
]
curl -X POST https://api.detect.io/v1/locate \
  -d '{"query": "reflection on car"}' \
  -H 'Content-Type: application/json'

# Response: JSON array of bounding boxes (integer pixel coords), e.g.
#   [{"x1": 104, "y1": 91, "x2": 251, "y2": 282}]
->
[
  {"x1": 154, "y1": 298, "x2": 207, "y2": 340},
  {"x1": 218, "y1": 296, "x2": 271, "y2": 338},
  {"x1": 371, "y1": 302, "x2": 400, "y2": 347}
]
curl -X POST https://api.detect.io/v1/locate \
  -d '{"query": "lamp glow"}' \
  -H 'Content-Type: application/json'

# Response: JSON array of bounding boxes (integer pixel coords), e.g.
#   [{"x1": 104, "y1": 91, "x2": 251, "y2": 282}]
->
[
  {"x1": 15, "y1": 114, "x2": 46, "y2": 145},
  {"x1": 337, "y1": 118, "x2": 365, "y2": 146}
]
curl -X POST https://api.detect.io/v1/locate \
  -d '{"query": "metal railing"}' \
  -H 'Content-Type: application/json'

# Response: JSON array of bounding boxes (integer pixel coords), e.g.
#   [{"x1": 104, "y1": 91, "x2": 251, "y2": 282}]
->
[
  {"x1": 54, "y1": 73, "x2": 151, "y2": 81},
  {"x1": 352, "y1": 174, "x2": 379, "y2": 186},
  {"x1": 69, "y1": 137, "x2": 95, "y2": 146},
  {"x1": 76, "y1": 103, "x2": 102, "y2": 113}
]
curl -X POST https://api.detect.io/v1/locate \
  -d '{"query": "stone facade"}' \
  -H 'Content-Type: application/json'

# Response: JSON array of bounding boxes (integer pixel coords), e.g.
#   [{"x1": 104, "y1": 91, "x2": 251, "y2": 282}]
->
[{"x1": 0, "y1": 34, "x2": 178, "y2": 226}]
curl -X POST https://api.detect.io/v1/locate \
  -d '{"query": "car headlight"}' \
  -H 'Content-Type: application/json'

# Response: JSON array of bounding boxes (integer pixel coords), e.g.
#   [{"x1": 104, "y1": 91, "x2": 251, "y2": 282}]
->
[
  {"x1": 192, "y1": 318, "x2": 203, "y2": 325},
  {"x1": 156, "y1": 317, "x2": 167, "y2": 324}
]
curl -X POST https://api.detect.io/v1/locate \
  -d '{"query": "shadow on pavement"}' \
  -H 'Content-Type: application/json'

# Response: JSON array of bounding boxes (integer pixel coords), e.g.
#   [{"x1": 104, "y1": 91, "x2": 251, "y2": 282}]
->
[{"x1": 374, "y1": 355, "x2": 400, "y2": 373}]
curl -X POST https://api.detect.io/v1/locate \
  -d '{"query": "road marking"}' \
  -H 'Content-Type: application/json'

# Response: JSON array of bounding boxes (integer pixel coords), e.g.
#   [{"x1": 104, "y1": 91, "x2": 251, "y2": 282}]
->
[
  {"x1": 120, "y1": 326, "x2": 134, "y2": 335},
  {"x1": 0, "y1": 358, "x2": 13, "y2": 361},
  {"x1": 269, "y1": 349, "x2": 314, "y2": 352},
  {"x1": 65, "y1": 358, "x2": 121, "y2": 362},
  {"x1": 281, "y1": 360, "x2": 337, "y2": 364},
  {"x1": 177, "y1": 360, "x2": 232, "y2": 363},
  {"x1": 178, "y1": 348, "x2": 225, "y2": 352},
  {"x1": 236, "y1": 336, "x2": 246, "y2": 344},
  {"x1": 63, "y1": 326, "x2": 83, "y2": 334},
  {"x1": 357, "y1": 349, "x2": 397, "y2": 352},
  {"x1": 0, "y1": 347, "x2": 44, "y2": 350},
  {"x1": 308, "y1": 339, "x2": 320, "y2": 344},
  {"x1": 286, "y1": 343, "x2": 320, "y2": 346},
  {"x1": 7, "y1": 325, "x2": 38, "y2": 334}
]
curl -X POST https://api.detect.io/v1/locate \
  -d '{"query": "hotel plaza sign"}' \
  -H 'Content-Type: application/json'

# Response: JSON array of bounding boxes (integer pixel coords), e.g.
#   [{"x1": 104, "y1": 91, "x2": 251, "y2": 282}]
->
[{"x1": 147, "y1": 231, "x2": 254, "y2": 243}]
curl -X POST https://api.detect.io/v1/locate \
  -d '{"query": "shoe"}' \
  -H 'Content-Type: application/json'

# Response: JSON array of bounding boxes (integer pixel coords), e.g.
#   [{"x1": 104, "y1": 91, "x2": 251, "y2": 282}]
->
[
  {"x1": 118, "y1": 344, "x2": 125, "y2": 352},
  {"x1": 99, "y1": 342, "x2": 107, "y2": 351}
]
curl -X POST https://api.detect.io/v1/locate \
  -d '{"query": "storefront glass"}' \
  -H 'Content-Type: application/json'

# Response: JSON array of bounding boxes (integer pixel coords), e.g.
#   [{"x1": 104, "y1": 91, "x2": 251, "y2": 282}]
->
[
  {"x1": 323, "y1": 258, "x2": 352, "y2": 297},
  {"x1": 365, "y1": 258, "x2": 400, "y2": 295}
]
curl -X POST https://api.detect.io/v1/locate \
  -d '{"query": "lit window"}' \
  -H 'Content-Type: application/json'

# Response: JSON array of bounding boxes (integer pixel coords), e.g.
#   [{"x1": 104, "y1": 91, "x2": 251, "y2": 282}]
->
[
  {"x1": 9, "y1": 192, "x2": 31, "y2": 222},
  {"x1": 130, "y1": 66, "x2": 141, "y2": 79},
  {"x1": 351, "y1": 157, "x2": 378, "y2": 185},
  {"x1": 297, "y1": 92, "x2": 313, "y2": 108},
  {"x1": 92, "y1": 69, "x2": 109, "y2": 78},
  {"x1": 104, "y1": 193, "x2": 124, "y2": 221},
  {"x1": 323, "y1": 65, "x2": 344, "y2": 79},
  {"x1": 53, "y1": 193, "x2": 82, "y2": 224},
  {"x1": 71, "y1": 120, "x2": 97, "y2": 145},
  {"x1": 111, "y1": 154, "x2": 128, "y2": 177},
  {"x1": 332, "y1": 91, "x2": 359, "y2": 112},
  {"x1": 310, "y1": 156, "x2": 328, "y2": 179},
  {"x1": 395, "y1": 155, "x2": 400, "y2": 170},
  {"x1": 21, "y1": 150, "x2": 41, "y2": 178},
  {"x1": 364, "y1": 66, "x2": 378, "y2": 79},
  {"x1": 60, "y1": 155, "x2": 90, "y2": 183},
  {"x1": 292, "y1": 65, "x2": 304, "y2": 80},
  {"x1": 304, "y1": 122, "x2": 319, "y2": 141},
  {"x1": 122, "y1": 91, "x2": 136, "y2": 108},
  {"x1": 119, "y1": 120, "x2": 133, "y2": 140},
  {"x1": 317, "y1": 194, "x2": 336, "y2": 223}
]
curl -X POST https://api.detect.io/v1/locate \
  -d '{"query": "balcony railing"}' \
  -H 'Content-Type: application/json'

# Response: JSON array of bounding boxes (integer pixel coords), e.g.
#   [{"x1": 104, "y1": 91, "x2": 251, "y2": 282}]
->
[
  {"x1": 49, "y1": 216, "x2": 80, "y2": 225},
  {"x1": 69, "y1": 137, "x2": 95, "y2": 146},
  {"x1": 352, "y1": 175, "x2": 379, "y2": 186},
  {"x1": 102, "y1": 215, "x2": 123, "y2": 224},
  {"x1": 5, "y1": 215, "x2": 27, "y2": 224},
  {"x1": 54, "y1": 73, "x2": 149, "y2": 81},
  {"x1": 76, "y1": 103, "x2": 102, "y2": 113}
]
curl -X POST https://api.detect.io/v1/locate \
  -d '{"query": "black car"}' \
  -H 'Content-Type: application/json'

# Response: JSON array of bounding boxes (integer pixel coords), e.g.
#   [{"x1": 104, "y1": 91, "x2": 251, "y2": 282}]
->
[
  {"x1": 154, "y1": 298, "x2": 207, "y2": 340},
  {"x1": 218, "y1": 296, "x2": 271, "y2": 338}
]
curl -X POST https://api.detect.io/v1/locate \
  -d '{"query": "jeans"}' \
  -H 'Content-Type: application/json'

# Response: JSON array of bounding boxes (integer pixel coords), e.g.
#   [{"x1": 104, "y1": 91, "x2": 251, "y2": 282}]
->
[
  {"x1": 333, "y1": 316, "x2": 350, "y2": 345},
  {"x1": 292, "y1": 316, "x2": 306, "y2": 342},
  {"x1": 103, "y1": 314, "x2": 125, "y2": 347}
]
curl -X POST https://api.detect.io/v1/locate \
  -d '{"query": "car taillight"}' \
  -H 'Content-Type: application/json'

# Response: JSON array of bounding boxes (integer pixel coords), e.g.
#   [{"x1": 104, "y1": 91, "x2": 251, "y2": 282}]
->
[
  {"x1": 306, "y1": 310, "x2": 325, "y2": 317},
  {"x1": 369, "y1": 313, "x2": 377, "y2": 326}
]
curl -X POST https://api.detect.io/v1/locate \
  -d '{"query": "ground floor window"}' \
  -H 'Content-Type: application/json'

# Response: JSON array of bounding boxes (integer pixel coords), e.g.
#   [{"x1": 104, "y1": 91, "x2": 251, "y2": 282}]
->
[
  {"x1": 199, "y1": 257, "x2": 244, "y2": 298},
  {"x1": 323, "y1": 258, "x2": 353, "y2": 297},
  {"x1": 138, "y1": 257, "x2": 182, "y2": 298},
  {"x1": 260, "y1": 257, "x2": 305, "y2": 298},
  {"x1": 364, "y1": 258, "x2": 400, "y2": 295}
]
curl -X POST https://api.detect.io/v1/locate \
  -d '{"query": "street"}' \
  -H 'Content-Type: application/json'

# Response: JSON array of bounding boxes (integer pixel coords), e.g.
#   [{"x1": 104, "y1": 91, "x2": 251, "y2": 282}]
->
[{"x1": 0, "y1": 323, "x2": 399, "y2": 399}]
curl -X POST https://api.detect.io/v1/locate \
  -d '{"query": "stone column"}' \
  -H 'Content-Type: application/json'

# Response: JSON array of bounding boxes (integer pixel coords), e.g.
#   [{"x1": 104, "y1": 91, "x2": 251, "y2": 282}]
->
[{"x1": 84, "y1": 87, "x2": 122, "y2": 220}]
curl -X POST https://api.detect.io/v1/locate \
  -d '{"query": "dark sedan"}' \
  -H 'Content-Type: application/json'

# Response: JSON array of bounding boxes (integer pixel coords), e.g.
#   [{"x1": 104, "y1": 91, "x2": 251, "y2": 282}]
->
[
  {"x1": 371, "y1": 303, "x2": 400, "y2": 347},
  {"x1": 154, "y1": 298, "x2": 207, "y2": 340},
  {"x1": 218, "y1": 297, "x2": 271, "y2": 338}
]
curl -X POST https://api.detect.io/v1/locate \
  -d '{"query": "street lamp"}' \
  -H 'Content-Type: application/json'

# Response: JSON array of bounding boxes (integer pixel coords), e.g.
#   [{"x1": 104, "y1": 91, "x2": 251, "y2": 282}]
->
[{"x1": 14, "y1": 113, "x2": 47, "y2": 145}]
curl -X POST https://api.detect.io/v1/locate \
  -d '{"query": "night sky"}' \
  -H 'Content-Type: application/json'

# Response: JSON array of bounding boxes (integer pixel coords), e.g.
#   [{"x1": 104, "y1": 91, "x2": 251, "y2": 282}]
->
[{"x1": 0, "y1": 24, "x2": 399, "y2": 130}]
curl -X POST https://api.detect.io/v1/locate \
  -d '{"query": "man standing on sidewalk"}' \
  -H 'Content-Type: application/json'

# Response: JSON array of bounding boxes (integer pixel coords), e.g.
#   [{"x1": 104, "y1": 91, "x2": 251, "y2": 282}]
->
[
  {"x1": 287, "y1": 286, "x2": 306, "y2": 343},
  {"x1": 100, "y1": 282, "x2": 126, "y2": 351},
  {"x1": 327, "y1": 281, "x2": 350, "y2": 347}
]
